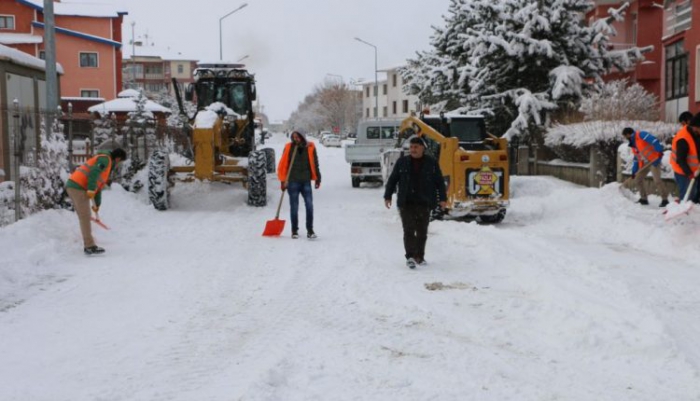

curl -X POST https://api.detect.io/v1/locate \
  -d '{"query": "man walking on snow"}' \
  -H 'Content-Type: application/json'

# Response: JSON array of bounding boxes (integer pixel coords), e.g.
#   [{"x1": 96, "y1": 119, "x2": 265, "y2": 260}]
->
[
  {"x1": 66, "y1": 148, "x2": 126, "y2": 255},
  {"x1": 670, "y1": 113, "x2": 700, "y2": 203},
  {"x1": 277, "y1": 131, "x2": 321, "y2": 239},
  {"x1": 621, "y1": 127, "x2": 669, "y2": 207},
  {"x1": 384, "y1": 136, "x2": 447, "y2": 269}
]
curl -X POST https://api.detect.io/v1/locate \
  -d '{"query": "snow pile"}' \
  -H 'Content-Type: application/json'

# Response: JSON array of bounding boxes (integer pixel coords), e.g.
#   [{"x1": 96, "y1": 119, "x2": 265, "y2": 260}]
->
[{"x1": 1, "y1": 134, "x2": 700, "y2": 400}]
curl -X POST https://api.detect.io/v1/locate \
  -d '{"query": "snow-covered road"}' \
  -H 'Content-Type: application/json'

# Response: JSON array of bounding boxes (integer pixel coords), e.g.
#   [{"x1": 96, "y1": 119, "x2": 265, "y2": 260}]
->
[{"x1": 2, "y1": 133, "x2": 700, "y2": 400}]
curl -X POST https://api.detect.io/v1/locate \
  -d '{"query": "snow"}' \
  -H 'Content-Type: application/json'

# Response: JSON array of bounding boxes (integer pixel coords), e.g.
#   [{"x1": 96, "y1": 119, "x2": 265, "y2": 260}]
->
[
  {"x1": 22, "y1": 0, "x2": 127, "y2": 18},
  {"x1": 0, "y1": 33, "x2": 43, "y2": 44},
  {"x1": 117, "y1": 89, "x2": 141, "y2": 98},
  {"x1": 2, "y1": 133, "x2": 700, "y2": 400},
  {"x1": 87, "y1": 97, "x2": 171, "y2": 115},
  {"x1": 0, "y1": 43, "x2": 64, "y2": 74}
]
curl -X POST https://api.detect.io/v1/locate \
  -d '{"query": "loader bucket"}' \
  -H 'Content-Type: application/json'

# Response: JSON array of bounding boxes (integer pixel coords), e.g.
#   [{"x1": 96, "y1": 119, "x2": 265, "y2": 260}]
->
[{"x1": 262, "y1": 218, "x2": 285, "y2": 236}]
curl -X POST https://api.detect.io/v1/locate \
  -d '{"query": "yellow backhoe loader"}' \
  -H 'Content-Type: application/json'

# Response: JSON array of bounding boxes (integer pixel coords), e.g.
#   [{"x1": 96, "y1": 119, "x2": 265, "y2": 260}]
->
[{"x1": 383, "y1": 112, "x2": 510, "y2": 223}]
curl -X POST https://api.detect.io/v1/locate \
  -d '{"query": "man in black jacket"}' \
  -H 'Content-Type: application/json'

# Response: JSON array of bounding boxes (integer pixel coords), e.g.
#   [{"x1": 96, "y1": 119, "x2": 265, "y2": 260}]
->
[{"x1": 384, "y1": 136, "x2": 447, "y2": 269}]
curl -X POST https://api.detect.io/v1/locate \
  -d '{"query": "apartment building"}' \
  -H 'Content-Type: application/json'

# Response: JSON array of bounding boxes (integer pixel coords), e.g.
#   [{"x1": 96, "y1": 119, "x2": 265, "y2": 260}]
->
[
  {"x1": 590, "y1": 0, "x2": 699, "y2": 121},
  {"x1": 0, "y1": 0, "x2": 127, "y2": 101},
  {"x1": 123, "y1": 45, "x2": 198, "y2": 97},
  {"x1": 358, "y1": 67, "x2": 420, "y2": 120}
]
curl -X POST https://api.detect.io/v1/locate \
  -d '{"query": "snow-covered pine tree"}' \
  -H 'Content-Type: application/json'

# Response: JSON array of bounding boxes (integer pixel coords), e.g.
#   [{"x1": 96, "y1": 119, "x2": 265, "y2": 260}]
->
[
  {"x1": 0, "y1": 116, "x2": 70, "y2": 225},
  {"x1": 404, "y1": 0, "x2": 650, "y2": 139},
  {"x1": 118, "y1": 90, "x2": 153, "y2": 192}
]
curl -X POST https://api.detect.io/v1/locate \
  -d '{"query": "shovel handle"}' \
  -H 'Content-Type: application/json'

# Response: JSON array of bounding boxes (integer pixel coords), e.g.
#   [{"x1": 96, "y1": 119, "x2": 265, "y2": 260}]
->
[{"x1": 275, "y1": 144, "x2": 299, "y2": 219}]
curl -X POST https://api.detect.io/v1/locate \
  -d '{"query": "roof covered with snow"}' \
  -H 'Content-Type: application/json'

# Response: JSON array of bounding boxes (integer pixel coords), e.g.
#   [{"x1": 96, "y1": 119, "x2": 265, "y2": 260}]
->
[
  {"x1": 124, "y1": 45, "x2": 198, "y2": 61},
  {"x1": 0, "y1": 33, "x2": 43, "y2": 45},
  {"x1": 117, "y1": 89, "x2": 141, "y2": 98},
  {"x1": 88, "y1": 97, "x2": 171, "y2": 115},
  {"x1": 0, "y1": 43, "x2": 64, "y2": 74},
  {"x1": 18, "y1": 0, "x2": 128, "y2": 18}
]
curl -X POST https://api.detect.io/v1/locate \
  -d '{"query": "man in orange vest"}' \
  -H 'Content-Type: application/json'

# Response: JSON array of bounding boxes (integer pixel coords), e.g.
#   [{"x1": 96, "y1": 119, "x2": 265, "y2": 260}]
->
[
  {"x1": 622, "y1": 127, "x2": 669, "y2": 207},
  {"x1": 66, "y1": 148, "x2": 126, "y2": 254},
  {"x1": 277, "y1": 131, "x2": 321, "y2": 239},
  {"x1": 670, "y1": 113, "x2": 700, "y2": 203}
]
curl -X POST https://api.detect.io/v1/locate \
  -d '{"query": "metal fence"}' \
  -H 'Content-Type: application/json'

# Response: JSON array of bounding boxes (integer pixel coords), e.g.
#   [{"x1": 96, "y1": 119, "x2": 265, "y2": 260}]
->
[{"x1": 1, "y1": 103, "x2": 187, "y2": 225}]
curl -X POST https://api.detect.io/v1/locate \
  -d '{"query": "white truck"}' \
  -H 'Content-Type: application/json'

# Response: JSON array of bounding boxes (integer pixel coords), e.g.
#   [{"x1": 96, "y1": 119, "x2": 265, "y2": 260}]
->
[{"x1": 344, "y1": 119, "x2": 402, "y2": 187}]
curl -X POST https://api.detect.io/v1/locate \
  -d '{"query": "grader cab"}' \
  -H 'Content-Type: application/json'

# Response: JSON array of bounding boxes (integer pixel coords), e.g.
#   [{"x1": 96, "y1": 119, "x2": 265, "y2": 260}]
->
[{"x1": 147, "y1": 62, "x2": 273, "y2": 210}]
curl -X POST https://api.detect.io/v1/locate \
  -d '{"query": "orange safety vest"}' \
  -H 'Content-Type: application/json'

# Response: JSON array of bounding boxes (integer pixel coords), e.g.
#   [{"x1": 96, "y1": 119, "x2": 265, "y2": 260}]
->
[
  {"x1": 634, "y1": 131, "x2": 662, "y2": 168},
  {"x1": 277, "y1": 142, "x2": 318, "y2": 182},
  {"x1": 69, "y1": 154, "x2": 112, "y2": 191},
  {"x1": 670, "y1": 126, "x2": 699, "y2": 175}
]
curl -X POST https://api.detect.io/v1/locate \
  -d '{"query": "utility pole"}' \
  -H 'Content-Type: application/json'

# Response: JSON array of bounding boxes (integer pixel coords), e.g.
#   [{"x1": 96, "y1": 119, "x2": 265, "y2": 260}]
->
[{"x1": 43, "y1": 0, "x2": 58, "y2": 129}]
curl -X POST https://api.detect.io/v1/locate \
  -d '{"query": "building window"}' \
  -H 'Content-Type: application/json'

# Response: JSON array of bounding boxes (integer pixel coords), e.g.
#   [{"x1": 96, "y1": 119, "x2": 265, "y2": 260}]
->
[
  {"x1": 373, "y1": 85, "x2": 377, "y2": 96},
  {"x1": 0, "y1": 15, "x2": 15, "y2": 30},
  {"x1": 80, "y1": 52, "x2": 98, "y2": 68},
  {"x1": 664, "y1": 0, "x2": 692, "y2": 37},
  {"x1": 373, "y1": 107, "x2": 377, "y2": 118},
  {"x1": 392, "y1": 101, "x2": 397, "y2": 115},
  {"x1": 383, "y1": 106, "x2": 387, "y2": 117},
  {"x1": 392, "y1": 74, "x2": 397, "y2": 87},
  {"x1": 366, "y1": 87, "x2": 370, "y2": 98},
  {"x1": 38, "y1": 51, "x2": 45, "y2": 60},
  {"x1": 81, "y1": 90, "x2": 100, "y2": 98},
  {"x1": 666, "y1": 40, "x2": 688, "y2": 100},
  {"x1": 402, "y1": 100, "x2": 409, "y2": 113},
  {"x1": 366, "y1": 108, "x2": 370, "y2": 118},
  {"x1": 177, "y1": 64, "x2": 184, "y2": 74}
]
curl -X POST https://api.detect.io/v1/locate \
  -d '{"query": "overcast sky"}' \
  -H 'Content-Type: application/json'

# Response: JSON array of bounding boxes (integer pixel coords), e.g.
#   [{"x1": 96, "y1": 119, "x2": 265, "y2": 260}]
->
[{"x1": 92, "y1": 0, "x2": 451, "y2": 121}]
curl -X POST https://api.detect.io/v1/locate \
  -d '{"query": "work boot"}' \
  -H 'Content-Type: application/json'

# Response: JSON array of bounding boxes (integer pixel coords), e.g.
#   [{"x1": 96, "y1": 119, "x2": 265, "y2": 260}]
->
[
  {"x1": 307, "y1": 230, "x2": 317, "y2": 239},
  {"x1": 291, "y1": 231, "x2": 299, "y2": 239},
  {"x1": 84, "y1": 245, "x2": 105, "y2": 255},
  {"x1": 637, "y1": 198, "x2": 649, "y2": 205},
  {"x1": 659, "y1": 199, "x2": 669, "y2": 207}
]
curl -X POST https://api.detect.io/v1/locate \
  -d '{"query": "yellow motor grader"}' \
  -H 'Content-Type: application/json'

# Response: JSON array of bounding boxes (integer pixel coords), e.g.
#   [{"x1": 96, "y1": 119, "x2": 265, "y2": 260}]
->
[
  {"x1": 148, "y1": 62, "x2": 273, "y2": 210},
  {"x1": 383, "y1": 112, "x2": 510, "y2": 223}
]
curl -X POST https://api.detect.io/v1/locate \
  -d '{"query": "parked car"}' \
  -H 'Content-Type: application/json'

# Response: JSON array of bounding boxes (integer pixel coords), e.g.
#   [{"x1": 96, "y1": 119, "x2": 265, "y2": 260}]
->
[
  {"x1": 319, "y1": 131, "x2": 333, "y2": 145},
  {"x1": 324, "y1": 134, "x2": 342, "y2": 147}
]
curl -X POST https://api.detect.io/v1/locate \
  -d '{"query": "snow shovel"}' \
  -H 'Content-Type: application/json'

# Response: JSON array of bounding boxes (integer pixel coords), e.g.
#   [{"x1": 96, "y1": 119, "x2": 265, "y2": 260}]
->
[
  {"x1": 90, "y1": 200, "x2": 110, "y2": 230},
  {"x1": 664, "y1": 171, "x2": 698, "y2": 221},
  {"x1": 619, "y1": 159, "x2": 655, "y2": 201},
  {"x1": 263, "y1": 145, "x2": 298, "y2": 236}
]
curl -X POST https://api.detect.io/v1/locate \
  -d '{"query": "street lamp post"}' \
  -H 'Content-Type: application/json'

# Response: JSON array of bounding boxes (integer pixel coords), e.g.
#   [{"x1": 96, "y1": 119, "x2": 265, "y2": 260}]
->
[
  {"x1": 354, "y1": 37, "x2": 378, "y2": 120},
  {"x1": 219, "y1": 3, "x2": 249, "y2": 61}
]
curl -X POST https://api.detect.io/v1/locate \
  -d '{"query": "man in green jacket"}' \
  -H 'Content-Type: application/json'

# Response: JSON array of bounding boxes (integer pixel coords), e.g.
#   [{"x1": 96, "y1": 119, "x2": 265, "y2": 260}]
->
[{"x1": 66, "y1": 148, "x2": 126, "y2": 255}]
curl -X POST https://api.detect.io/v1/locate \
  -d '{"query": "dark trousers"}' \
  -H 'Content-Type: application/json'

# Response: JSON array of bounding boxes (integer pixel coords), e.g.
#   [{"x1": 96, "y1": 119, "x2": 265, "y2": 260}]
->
[
  {"x1": 675, "y1": 173, "x2": 700, "y2": 202},
  {"x1": 399, "y1": 204, "x2": 430, "y2": 260},
  {"x1": 287, "y1": 181, "x2": 313, "y2": 233}
]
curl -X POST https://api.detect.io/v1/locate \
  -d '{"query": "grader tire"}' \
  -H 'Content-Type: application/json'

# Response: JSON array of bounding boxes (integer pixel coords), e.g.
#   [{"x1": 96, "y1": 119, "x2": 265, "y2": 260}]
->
[
  {"x1": 262, "y1": 148, "x2": 276, "y2": 174},
  {"x1": 247, "y1": 150, "x2": 267, "y2": 207},
  {"x1": 148, "y1": 149, "x2": 171, "y2": 211}
]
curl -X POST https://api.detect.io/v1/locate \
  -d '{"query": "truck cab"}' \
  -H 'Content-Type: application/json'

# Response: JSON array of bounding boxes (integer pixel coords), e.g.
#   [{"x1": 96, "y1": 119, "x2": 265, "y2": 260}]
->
[{"x1": 344, "y1": 119, "x2": 402, "y2": 187}]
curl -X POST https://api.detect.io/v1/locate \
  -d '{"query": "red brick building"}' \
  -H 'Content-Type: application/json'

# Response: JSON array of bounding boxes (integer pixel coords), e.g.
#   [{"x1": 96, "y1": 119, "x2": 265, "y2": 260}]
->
[
  {"x1": 590, "y1": 0, "x2": 699, "y2": 121},
  {"x1": 0, "y1": 0, "x2": 127, "y2": 102}
]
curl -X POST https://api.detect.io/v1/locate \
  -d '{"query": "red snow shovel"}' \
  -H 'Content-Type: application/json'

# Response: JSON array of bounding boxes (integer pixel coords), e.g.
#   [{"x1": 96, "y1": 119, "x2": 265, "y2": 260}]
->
[
  {"x1": 91, "y1": 200, "x2": 110, "y2": 230},
  {"x1": 263, "y1": 145, "x2": 298, "y2": 236},
  {"x1": 664, "y1": 170, "x2": 698, "y2": 221}
]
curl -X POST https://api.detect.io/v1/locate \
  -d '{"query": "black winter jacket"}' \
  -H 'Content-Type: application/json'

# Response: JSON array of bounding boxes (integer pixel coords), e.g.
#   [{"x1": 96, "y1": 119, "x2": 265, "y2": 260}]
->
[{"x1": 383, "y1": 154, "x2": 447, "y2": 209}]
